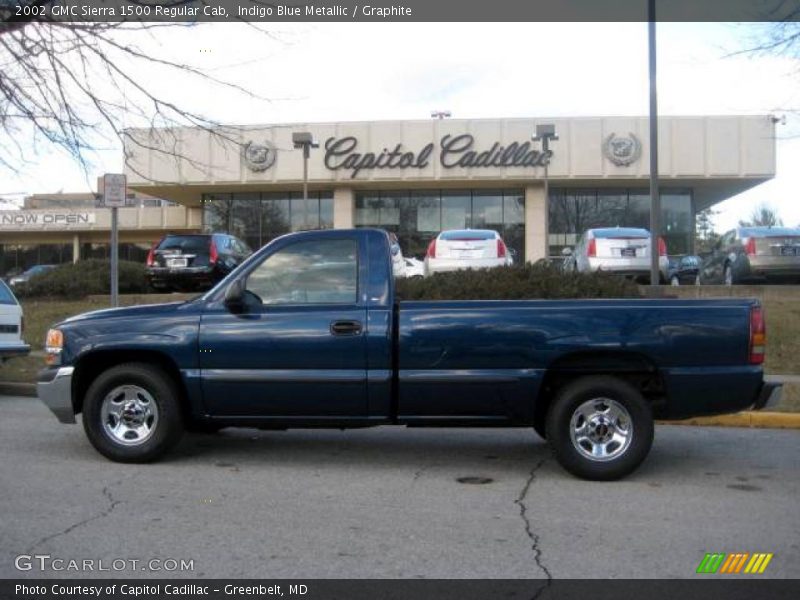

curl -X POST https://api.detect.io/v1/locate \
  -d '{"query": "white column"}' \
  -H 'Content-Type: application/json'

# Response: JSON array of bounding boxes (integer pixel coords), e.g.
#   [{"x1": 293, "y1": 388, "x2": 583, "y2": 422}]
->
[
  {"x1": 72, "y1": 234, "x2": 80, "y2": 263},
  {"x1": 524, "y1": 184, "x2": 547, "y2": 263},
  {"x1": 333, "y1": 188, "x2": 354, "y2": 229}
]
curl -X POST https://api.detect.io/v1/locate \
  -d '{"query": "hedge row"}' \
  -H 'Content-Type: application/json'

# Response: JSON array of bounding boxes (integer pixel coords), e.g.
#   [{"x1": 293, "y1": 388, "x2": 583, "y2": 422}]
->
[
  {"x1": 394, "y1": 263, "x2": 641, "y2": 300},
  {"x1": 15, "y1": 260, "x2": 150, "y2": 299},
  {"x1": 17, "y1": 260, "x2": 640, "y2": 301}
]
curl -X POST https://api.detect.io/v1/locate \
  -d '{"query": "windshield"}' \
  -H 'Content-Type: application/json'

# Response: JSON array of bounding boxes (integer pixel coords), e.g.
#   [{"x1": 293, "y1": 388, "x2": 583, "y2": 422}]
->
[
  {"x1": 439, "y1": 230, "x2": 497, "y2": 241},
  {"x1": 0, "y1": 280, "x2": 17, "y2": 305},
  {"x1": 592, "y1": 228, "x2": 650, "y2": 239},
  {"x1": 157, "y1": 235, "x2": 210, "y2": 254}
]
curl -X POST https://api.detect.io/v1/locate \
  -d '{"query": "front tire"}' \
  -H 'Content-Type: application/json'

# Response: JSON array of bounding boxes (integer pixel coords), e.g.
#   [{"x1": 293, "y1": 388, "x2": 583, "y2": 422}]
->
[
  {"x1": 546, "y1": 376, "x2": 654, "y2": 481},
  {"x1": 82, "y1": 363, "x2": 184, "y2": 463}
]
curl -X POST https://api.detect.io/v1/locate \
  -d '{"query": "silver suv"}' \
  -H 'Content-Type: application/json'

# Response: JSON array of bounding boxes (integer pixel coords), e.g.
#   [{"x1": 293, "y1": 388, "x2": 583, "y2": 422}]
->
[{"x1": 698, "y1": 226, "x2": 800, "y2": 285}]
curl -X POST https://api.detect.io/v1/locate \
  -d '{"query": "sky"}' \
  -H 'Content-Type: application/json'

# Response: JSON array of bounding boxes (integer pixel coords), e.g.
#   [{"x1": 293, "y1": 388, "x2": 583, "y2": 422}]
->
[{"x1": 2, "y1": 21, "x2": 799, "y2": 231}]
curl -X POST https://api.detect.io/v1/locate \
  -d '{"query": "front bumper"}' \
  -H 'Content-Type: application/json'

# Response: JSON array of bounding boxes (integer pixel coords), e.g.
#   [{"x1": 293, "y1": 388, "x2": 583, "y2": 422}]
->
[
  {"x1": 753, "y1": 381, "x2": 783, "y2": 410},
  {"x1": 0, "y1": 343, "x2": 30, "y2": 360},
  {"x1": 36, "y1": 366, "x2": 76, "y2": 424}
]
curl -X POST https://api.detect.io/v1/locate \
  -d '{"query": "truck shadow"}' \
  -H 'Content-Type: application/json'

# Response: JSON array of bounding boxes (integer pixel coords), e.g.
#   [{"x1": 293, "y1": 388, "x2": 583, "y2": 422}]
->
[{"x1": 164, "y1": 425, "x2": 690, "y2": 481}]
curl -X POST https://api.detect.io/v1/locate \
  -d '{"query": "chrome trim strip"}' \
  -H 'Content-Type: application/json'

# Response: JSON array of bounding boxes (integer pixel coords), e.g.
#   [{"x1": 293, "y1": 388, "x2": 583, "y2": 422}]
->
[
  {"x1": 201, "y1": 369, "x2": 366, "y2": 383},
  {"x1": 367, "y1": 369, "x2": 391, "y2": 383},
  {"x1": 36, "y1": 366, "x2": 75, "y2": 424},
  {"x1": 399, "y1": 368, "x2": 541, "y2": 383}
]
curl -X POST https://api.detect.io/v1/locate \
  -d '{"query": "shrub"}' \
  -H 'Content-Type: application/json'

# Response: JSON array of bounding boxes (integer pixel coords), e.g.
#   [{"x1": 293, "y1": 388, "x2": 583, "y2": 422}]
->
[
  {"x1": 17, "y1": 260, "x2": 150, "y2": 299},
  {"x1": 394, "y1": 263, "x2": 641, "y2": 301}
]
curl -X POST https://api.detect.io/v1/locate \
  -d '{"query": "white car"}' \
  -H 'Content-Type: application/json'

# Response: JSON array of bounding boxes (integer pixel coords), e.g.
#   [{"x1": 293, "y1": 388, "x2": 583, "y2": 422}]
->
[
  {"x1": 424, "y1": 229, "x2": 511, "y2": 275},
  {"x1": 400, "y1": 257, "x2": 425, "y2": 279},
  {"x1": 0, "y1": 280, "x2": 29, "y2": 364},
  {"x1": 563, "y1": 227, "x2": 669, "y2": 283}
]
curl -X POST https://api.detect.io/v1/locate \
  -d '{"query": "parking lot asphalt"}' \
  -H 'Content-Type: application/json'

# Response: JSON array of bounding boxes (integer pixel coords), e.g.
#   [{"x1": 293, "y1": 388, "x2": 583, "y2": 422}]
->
[{"x1": 1, "y1": 394, "x2": 798, "y2": 580}]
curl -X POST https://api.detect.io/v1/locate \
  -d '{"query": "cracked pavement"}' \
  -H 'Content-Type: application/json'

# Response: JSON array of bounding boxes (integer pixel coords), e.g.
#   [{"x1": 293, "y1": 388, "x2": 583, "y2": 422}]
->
[{"x1": 1, "y1": 395, "x2": 799, "y2": 579}]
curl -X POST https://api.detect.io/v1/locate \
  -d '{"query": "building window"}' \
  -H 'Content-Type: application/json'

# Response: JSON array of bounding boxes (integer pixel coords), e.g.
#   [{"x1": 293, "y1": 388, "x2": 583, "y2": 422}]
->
[
  {"x1": 202, "y1": 192, "x2": 333, "y2": 251},
  {"x1": 354, "y1": 189, "x2": 525, "y2": 260},
  {"x1": 548, "y1": 188, "x2": 692, "y2": 257}
]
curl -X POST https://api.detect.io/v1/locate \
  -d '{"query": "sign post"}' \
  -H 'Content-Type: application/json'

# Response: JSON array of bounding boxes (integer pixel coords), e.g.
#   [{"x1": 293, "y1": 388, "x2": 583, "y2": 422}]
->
[{"x1": 101, "y1": 173, "x2": 126, "y2": 307}]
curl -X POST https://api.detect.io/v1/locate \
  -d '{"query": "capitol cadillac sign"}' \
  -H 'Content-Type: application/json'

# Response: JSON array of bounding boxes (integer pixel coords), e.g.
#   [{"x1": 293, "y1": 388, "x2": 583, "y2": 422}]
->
[
  {"x1": 0, "y1": 211, "x2": 96, "y2": 230},
  {"x1": 243, "y1": 134, "x2": 555, "y2": 178}
]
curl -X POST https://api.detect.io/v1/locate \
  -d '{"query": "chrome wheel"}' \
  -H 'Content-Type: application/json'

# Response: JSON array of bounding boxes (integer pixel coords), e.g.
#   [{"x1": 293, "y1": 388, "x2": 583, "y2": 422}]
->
[
  {"x1": 100, "y1": 385, "x2": 159, "y2": 446},
  {"x1": 569, "y1": 398, "x2": 632, "y2": 462}
]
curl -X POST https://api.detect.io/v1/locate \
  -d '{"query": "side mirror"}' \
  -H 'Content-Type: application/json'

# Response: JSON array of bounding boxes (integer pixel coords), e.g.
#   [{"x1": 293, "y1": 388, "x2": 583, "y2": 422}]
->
[
  {"x1": 224, "y1": 279, "x2": 245, "y2": 311},
  {"x1": 561, "y1": 247, "x2": 573, "y2": 256}
]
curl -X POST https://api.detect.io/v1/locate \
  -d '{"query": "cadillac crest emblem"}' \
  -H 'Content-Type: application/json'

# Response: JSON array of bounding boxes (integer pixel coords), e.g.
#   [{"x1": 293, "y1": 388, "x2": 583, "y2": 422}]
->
[
  {"x1": 243, "y1": 140, "x2": 277, "y2": 172},
  {"x1": 603, "y1": 132, "x2": 641, "y2": 166}
]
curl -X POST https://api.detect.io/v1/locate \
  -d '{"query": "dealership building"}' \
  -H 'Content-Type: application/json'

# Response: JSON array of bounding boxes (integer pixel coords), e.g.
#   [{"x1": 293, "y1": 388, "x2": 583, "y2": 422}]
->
[{"x1": 1, "y1": 116, "x2": 776, "y2": 275}]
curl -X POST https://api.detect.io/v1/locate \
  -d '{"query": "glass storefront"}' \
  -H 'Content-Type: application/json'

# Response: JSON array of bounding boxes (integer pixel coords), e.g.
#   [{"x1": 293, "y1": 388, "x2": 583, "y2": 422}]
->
[
  {"x1": 548, "y1": 188, "x2": 693, "y2": 257},
  {"x1": 202, "y1": 192, "x2": 334, "y2": 251},
  {"x1": 0, "y1": 244, "x2": 74, "y2": 277},
  {"x1": 355, "y1": 189, "x2": 525, "y2": 260}
]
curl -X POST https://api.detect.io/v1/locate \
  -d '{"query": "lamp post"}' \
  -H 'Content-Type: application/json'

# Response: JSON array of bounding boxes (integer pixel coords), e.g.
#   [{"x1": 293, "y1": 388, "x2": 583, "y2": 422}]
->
[
  {"x1": 648, "y1": 0, "x2": 662, "y2": 289},
  {"x1": 431, "y1": 110, "x2": 452, "y2": 120},
  {"x1": 292, "y1": 131, "x2": 319, "y2": 229},
  {"x1": 533, "y1": 124, "x2": 558, "y2": 261}
]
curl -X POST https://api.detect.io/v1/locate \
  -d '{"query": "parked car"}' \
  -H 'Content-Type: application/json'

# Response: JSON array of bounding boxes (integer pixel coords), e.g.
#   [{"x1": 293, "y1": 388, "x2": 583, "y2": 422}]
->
[
  {"x1": 146, "y1": 233, "x2": 251, "y2": 292},
  {"x1": 388, "y1": 232, "x2": 406, "y2": 278},
  {"x1": 38, "y1": 228, "x2": 780, "y2": 481},
  {"x1": 698, "y1": 226, "x2": 800, "y2": 285},
  {"x1": 9, "y1": 264, "x2": 57, "y2": 289},
  {"x1": 401, "y1": 257, "x2": 425, "y2": 279},
  {"x1": 667, "y1": 255, "x2": 701, "y2": 286},
  {"x1": 424, "y1": 229, "x2": 511, "y2": 275},
  {"x1": 562, "y1": 227, "x2": 668, "y2": 283},
  {"x1": 0, "y1": 279, "x2": 29, "y2": 364}
]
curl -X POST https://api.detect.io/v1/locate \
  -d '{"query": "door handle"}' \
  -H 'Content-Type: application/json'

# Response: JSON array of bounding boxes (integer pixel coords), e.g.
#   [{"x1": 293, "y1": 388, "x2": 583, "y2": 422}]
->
[{"x1": 330, "y1": 320, "x2": 362, "y2": 336}]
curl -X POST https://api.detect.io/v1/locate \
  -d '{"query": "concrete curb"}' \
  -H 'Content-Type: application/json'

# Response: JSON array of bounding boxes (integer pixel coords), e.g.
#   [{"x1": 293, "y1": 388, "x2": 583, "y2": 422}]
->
[
  {"x1": 0, "y1": 382, "x2": 36, "y2": 397},
  {"x1": 658, "y1": 412, "x2": 800, "y2": 429}
]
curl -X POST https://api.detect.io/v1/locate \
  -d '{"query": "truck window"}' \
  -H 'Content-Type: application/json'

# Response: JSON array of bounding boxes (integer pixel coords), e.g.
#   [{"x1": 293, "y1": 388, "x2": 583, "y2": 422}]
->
[{"x1": 246, "y1": 239, "x2": 358, "y2": 305}]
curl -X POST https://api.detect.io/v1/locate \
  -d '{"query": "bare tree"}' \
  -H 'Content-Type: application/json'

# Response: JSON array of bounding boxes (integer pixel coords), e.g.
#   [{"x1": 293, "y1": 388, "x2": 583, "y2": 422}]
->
[
  {"x1": 738, "y1": 203, "x2": 784, "y2": 227},
  {"x1": 0, "y1": 1, "x2": 269, "y2": 180}
]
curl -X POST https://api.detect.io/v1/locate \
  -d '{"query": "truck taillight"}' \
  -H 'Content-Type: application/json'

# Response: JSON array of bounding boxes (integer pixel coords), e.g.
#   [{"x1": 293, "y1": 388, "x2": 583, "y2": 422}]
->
[
  {"x1": 426, "y1": 239, "x2": 437, "y2": 258},
  {"x1": 497, "y1": 239, "x2": 507, "y2": 258},
  {"x1": 209, "y1": 239, "x2": 219, "y2": 264},
  {"x1": 749, "y1": 306, "x2": 766, "y2": 365},
  {"x1": 146, "y1": 240, "x2": 159, "y2": 266},
  {"x1": 587, "y1": 238, "x2": 596, "y2": 257},
  {"x1": 658, "y1": 237, "x2": 667, "y2": 257},
  {"x1": 20, "y1": 315, "x2": 24, "y2": 335},
  {"x1": 745, "y1": 237, "x2": 757, "y2": 256}
]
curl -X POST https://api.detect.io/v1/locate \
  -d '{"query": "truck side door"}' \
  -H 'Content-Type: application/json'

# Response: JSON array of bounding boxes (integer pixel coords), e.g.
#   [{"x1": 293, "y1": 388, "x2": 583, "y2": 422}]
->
[{"x1": 198, "y1": 234, "x2": 368, "y2": 417}]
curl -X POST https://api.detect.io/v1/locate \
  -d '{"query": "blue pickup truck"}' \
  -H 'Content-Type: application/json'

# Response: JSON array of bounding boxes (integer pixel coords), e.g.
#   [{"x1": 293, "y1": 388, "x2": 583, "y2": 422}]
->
[{"x1": 37, "y1": 228, "x2": 781, "y2": 480}]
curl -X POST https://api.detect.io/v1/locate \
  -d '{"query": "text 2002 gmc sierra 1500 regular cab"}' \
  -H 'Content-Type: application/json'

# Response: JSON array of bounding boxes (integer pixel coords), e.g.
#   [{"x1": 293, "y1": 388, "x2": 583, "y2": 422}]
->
[{"x1": 37, "y1": 228, "x2": 782, "y2": 480}]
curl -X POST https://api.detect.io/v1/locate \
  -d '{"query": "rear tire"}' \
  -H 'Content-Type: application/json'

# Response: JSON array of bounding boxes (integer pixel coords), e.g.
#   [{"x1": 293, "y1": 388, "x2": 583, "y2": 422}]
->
[
  {"x1": 82, "y1": 363, "x2": 184, "y2": 463},
  {"x1": 546, "y1": 376, "x2": 654, "y2": 481}
]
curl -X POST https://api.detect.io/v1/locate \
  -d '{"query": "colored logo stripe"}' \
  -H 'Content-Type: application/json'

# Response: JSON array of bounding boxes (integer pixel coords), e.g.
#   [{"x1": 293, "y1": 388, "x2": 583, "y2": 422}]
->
[{"x1": 697, "y1": 553, "x2": 773, "y2": 574}]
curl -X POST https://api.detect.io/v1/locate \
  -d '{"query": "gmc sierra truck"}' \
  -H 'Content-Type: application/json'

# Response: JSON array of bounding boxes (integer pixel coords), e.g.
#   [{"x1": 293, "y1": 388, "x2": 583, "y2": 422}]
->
[{"x1": 37, "y1": 228, "x2": 782, "y2": 480}]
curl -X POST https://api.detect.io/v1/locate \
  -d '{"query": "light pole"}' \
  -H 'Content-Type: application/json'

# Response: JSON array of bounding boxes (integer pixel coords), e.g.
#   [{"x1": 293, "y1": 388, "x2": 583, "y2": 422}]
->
[
  {"x1": 431, "y1": 110, "x2": 452, "y2": 120},
  {"x1": 533, "y1": 124, "x2": 558, "y2": 261},
  {"x1": 292, "y1": 131, "x2": 319, "y2": 229},
  {"x1": 648, "y1": 0, "x2": 662, "y2": 289}
]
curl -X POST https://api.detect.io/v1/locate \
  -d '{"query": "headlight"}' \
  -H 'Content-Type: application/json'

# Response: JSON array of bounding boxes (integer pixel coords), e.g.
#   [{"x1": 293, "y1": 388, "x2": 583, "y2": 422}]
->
[{"x1": 45, "y1": 329, "x2": 64, "y2": 366}]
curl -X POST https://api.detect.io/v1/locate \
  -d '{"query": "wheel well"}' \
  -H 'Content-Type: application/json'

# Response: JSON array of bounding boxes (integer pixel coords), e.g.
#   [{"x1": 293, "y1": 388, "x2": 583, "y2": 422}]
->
[
  {"x1": 72, "y1": 350, "x2": 190, "y2": 419},
  {"x1": 534, "y1": 351, "x2": 667, "y2": 426}
]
